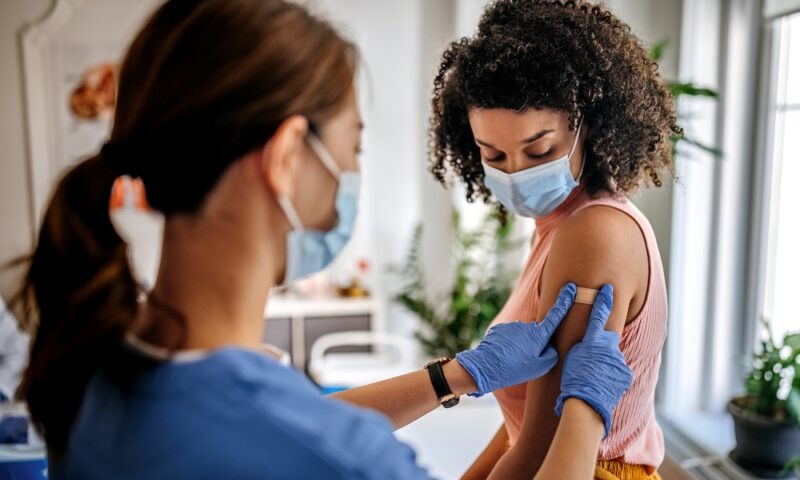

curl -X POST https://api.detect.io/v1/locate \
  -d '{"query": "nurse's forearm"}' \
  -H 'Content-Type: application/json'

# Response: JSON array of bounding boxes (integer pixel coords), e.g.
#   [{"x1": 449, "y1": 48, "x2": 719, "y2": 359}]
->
[{"x1": 330, "y1": 360, "x2": 477, "y2": 429}]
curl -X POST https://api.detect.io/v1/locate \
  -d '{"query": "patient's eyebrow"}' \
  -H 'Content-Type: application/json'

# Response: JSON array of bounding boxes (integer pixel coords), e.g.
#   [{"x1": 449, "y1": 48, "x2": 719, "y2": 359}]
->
[
  {"x1": 521, "y1": 129, "x2": 554, "y2": 145},
  {"x1": 475, "y1": 138, "x2": 497, "y2": 149},
  {"x1": 474, "y1": 129, "x2": 555, "y2": 149}
]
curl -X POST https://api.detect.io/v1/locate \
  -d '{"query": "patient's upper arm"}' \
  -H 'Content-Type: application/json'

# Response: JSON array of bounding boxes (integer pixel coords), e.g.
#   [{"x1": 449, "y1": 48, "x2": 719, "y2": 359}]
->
[{"x1": 512, "y1": 206, "x2": 648, "y2": 470}]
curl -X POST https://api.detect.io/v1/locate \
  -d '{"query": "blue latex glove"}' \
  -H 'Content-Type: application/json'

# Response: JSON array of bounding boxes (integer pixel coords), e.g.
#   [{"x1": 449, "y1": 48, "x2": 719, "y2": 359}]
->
[
  {"x1": 456, "y1": 283, "x2": 577, "y2": 397},
  {"x1": 554, "y1": 284, "x2": 634, "y2": 438}
]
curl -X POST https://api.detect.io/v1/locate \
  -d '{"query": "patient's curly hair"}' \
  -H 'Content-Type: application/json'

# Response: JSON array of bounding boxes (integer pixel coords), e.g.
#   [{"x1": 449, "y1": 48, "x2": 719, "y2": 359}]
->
[{"x1": 430, "y1": 0, "x2": 681, "y2": 202}]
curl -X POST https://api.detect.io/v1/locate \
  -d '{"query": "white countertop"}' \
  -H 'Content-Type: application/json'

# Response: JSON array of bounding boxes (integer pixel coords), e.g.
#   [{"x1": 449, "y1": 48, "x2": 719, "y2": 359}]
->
[{"x1": 264, "y1": 295, "x2": 383, "y2": 319}]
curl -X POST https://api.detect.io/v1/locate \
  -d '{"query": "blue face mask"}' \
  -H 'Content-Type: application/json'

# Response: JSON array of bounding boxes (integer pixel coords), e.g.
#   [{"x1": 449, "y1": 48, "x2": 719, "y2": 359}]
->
[
  {"x1": 483, "y1": 120, "x2": 584, "y2": 218},
  {"x1": 277, "y1": 134, "x2": 360, "y2": 284}
]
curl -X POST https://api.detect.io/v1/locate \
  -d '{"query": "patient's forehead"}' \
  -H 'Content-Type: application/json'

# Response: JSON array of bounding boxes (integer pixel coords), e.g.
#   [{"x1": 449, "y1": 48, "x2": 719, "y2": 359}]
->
[{"x1": 467, "y1": 108, "x2": 570, "y2": 146}]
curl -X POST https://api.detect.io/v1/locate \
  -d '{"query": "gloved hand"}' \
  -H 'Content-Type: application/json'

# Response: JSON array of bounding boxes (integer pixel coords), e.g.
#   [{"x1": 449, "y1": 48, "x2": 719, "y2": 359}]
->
[
  {"x1": 554, "y1": 284, "x2": 633, "y2": 438},
  {"x1": 455, "y1": 283, "x2": 577, "y2": 397}
]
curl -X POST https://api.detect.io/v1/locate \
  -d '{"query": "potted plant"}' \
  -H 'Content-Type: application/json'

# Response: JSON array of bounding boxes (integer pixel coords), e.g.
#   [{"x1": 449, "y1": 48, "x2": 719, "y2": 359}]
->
[
  {"x1": 392, "y1": 208, "x2": 520, "y2": 358},
  {"x1": 728, "y1": 319, "x2": 800, "y2": 478}
]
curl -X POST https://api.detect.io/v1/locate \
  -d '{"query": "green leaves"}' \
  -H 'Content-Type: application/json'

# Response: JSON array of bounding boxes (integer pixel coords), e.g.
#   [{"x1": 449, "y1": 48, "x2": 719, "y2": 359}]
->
[
  {"x1": 742, "y1": 318, "x2": 800, "y2": 426},
  {"x1": 669, "y1": 82, "x2": 718, "y2": 99},
  {"x1": 677, "y1": 135, "x2": 723, "y2": 157},
  {"x1": 783, "y1": 456, "x2": 800, "y2": 475},
  {"x1": 787, "y1": 388, "x2": 800, "y2": 424},
  {"x1": 784, "y1": 333, "x2": 800, "y2": 352},
  {"x1": 391, "y1": 206, "x2": 519, "y2": 357},
  {"x1": 649, "y1": 39, "x2": 669, "y2": 63},
  {"x1": 649, "y1": 38, "x2": 721, "y2": 158}
]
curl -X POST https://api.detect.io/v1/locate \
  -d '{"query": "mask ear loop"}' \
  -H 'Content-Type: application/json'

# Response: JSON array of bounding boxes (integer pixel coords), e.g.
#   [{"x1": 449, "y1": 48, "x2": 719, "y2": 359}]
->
[
  {"x1": 306, "y1": 133, "x2": 342, "y2": 179},
  {"x1": 274, "y1": 129, "x2": 336, "y2": 233},
  {"x1": 277, "y1": 196, "x2": 305, "y2": 232},
  {"x1": 576, "y1": 150, "x2": 587, "y2": 182},
  {"x1": 569, "y1": 117, "x2": 585, "y2": 182},
  {"x1": 305, "y1": 132, "x2": 349, "y2": 232}
]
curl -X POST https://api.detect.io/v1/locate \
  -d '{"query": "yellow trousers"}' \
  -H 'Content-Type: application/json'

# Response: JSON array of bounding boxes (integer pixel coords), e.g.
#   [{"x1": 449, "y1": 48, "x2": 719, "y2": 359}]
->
[{"x1": 595, "y1": 460, "x2": 662, "y2": 480}]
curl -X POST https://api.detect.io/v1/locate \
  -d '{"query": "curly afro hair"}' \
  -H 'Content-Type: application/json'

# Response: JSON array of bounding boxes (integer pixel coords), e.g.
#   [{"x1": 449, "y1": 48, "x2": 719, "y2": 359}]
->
[{"x1": 430, "y1": 0, "x2": 681, "y2": 203}]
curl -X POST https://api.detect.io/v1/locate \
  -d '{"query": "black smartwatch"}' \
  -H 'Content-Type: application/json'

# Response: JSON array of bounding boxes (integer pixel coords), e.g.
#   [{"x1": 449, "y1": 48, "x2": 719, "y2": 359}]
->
[{"x1": 424, "y1": 357, "x2": 460, "y2": 408}]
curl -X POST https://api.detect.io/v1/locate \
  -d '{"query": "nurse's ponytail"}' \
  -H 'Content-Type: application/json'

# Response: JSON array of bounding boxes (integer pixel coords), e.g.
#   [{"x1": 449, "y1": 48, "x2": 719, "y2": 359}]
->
[
  {"x1": 12, "y1": 0, "x2": 357, "y2": 459},
  {"x1": 15, "y1": 153, "x2": 140, "y2": 458}
]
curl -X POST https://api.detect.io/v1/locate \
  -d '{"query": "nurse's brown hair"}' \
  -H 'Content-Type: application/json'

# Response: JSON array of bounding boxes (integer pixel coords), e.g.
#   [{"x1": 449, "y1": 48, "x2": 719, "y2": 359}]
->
[{"x1": 12, "y1": 0, "x2": 357, "y2": 458}]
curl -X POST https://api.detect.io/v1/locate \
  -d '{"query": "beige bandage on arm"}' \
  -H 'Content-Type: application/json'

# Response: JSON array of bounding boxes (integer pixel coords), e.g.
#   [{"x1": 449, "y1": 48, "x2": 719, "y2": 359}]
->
[{"x1": 574, "y1": 287, "x2": 599, "y2": 305}]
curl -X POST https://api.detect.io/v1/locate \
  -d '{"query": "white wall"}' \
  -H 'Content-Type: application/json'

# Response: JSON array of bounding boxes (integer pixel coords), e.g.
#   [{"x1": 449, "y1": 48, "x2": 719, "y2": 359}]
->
[
  {"x1": 0, "y1": 0, "x2": 458, "y2": 337},
  {"x1": 605, "y1": 0, "x2": 683, "y2": 287},
  {"x1": 0, "y1": 0, "x2": 683, "y2": 332},
  {"x1": 0, "y1": 0, "x2": 51, "y2": 299},
  {"x1": 307, "y1": 0, "x2": 457, "y2": 335}
]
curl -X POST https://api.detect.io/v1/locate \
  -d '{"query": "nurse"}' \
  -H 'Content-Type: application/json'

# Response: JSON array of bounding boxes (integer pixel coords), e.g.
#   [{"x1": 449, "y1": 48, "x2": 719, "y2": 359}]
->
[{"x1": 12, "y1": 0, "x2": 632, "y2": 478}]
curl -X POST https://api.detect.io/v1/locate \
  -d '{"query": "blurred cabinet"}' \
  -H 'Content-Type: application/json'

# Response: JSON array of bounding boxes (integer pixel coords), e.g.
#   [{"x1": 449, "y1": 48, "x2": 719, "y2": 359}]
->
[{"x1": 263, "y1": 297, "x2": 386, "y2": 371}]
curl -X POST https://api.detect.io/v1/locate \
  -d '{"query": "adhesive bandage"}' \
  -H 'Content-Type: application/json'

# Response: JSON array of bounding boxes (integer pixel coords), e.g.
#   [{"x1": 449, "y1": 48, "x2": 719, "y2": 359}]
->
[{"x1": 574, "y1": 287, "x2": 599, "y2": 305}]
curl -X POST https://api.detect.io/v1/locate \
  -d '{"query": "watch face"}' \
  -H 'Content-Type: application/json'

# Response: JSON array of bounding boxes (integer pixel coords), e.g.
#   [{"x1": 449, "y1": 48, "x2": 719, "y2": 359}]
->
[
  {"x1": 439, "y1": 393, "x2": 460, "y2": 408},
  {"x1": 443, "y1": 396, "x2": 460, "y2": 408},
  {"x1": 423, "y1": 357, "x2": 452, "y2": 368}
]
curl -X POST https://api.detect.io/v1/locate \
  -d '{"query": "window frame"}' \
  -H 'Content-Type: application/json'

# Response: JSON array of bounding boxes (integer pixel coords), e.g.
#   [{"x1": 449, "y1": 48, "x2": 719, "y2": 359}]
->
[
  {"x1": 660, "y1": 0, "x2": 800, "y2": 458},
  {"x1": 756, "y1": 12, "x2": 800, "y2": 344}
]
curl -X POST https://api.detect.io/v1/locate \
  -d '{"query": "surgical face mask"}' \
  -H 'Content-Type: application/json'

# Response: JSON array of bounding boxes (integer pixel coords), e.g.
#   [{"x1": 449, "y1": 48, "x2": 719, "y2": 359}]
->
[
  {"x1": 277, "y1": 133, "x2": 360, "y2": 284},
  {"x1": 483, "y1": 119, "x2": 584, "y2": 218}
]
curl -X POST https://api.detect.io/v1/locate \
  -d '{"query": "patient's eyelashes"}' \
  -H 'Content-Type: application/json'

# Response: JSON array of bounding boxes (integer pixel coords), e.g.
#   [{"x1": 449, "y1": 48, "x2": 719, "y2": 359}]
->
[{"x1": 525, "y1": 147, "x2": 554, "y2": 160}]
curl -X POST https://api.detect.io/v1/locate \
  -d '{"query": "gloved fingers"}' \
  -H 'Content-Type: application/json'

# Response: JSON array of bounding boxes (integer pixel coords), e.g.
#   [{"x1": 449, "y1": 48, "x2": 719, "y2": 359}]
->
[
  {"x1": 612, "y1": 346, "x2": 634, "y2": 383},
  {"x1": 538, "y1": 282, "x2": 576, "y2": 340},
  {"x1": 585, "y1": 283, "x2": 614, "y2": 339},
  {"x1": 537, "y1": 345, "x2": 559, "y2": 372},
  {"x1": 620, "y1": 363, "x2": 634, "y2": 388},
  {"x1": 600, "y1": 329, "x2": 623, "y2": 346}
]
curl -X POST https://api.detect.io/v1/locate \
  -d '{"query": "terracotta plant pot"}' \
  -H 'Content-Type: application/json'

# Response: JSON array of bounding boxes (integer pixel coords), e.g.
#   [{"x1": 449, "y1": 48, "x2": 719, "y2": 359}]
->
[{"x1": 728, "y1": 397, "x2": 800, "y2": 478}]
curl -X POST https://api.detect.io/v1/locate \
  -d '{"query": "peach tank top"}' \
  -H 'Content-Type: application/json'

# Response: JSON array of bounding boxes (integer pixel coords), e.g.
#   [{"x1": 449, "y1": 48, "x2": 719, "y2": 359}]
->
[{"x1": 491, "y1": 185, "x2": 668, "y2": 469}]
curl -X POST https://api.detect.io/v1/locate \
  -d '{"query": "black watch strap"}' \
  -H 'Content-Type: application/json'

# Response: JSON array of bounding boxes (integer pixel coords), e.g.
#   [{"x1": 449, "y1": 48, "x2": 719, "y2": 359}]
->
[{"x1": 425, "y1": 357, "x2": 460, "y2": 408}]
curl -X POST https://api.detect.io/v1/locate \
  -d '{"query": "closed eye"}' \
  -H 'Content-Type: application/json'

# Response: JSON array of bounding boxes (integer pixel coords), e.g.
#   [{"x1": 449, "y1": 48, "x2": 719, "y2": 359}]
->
[
  {"x1": 484, "y1": 153, "x2": 506, "y2": 162},
  {"x1": 526, "y1": 147, "x2": 554, "y2": 160}
]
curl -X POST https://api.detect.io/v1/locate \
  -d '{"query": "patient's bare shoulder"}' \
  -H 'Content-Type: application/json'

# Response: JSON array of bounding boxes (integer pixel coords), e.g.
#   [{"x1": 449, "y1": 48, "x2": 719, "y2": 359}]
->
[{"x1": 542, "y1": 204, "x2": 649, "y2": 328}]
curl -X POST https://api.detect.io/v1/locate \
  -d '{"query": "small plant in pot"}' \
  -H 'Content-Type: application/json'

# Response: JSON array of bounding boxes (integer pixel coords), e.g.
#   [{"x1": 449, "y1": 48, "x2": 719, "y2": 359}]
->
[{"x1": 728, "y1": 319, "x2": 800, "y2": 478}]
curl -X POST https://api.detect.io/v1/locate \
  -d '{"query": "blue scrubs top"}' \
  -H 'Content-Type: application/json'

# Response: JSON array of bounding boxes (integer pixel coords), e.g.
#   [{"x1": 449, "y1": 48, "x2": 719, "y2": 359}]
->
[{"x1": 52, "y1": 348, "x2": 432, "y2": 479}]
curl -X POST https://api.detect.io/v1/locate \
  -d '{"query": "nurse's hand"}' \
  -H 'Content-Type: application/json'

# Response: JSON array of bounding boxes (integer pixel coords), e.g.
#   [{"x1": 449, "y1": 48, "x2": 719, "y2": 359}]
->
[
  {"x1": 455, "y1": 283, "x2": 577, "y2": 397},
  {"x1": 554, "y1": 284, "x2": 633, "y2": 438}
]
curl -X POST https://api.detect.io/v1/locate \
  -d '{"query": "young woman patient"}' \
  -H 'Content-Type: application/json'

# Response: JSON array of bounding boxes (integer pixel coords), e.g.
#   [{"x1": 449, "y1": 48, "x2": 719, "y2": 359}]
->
[{"x1": 430, "y1": 1, "x2": 680, "y2": 478}]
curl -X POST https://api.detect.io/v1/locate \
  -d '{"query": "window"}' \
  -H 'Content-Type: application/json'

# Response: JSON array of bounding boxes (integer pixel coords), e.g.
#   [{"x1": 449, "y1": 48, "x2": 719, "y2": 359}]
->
[
  {"x1": 763, "y1": 12, "x2": 800, "y2": 343},
  {"x1": 659, "y1": 0, "x2": 800, "y2": 465}
]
